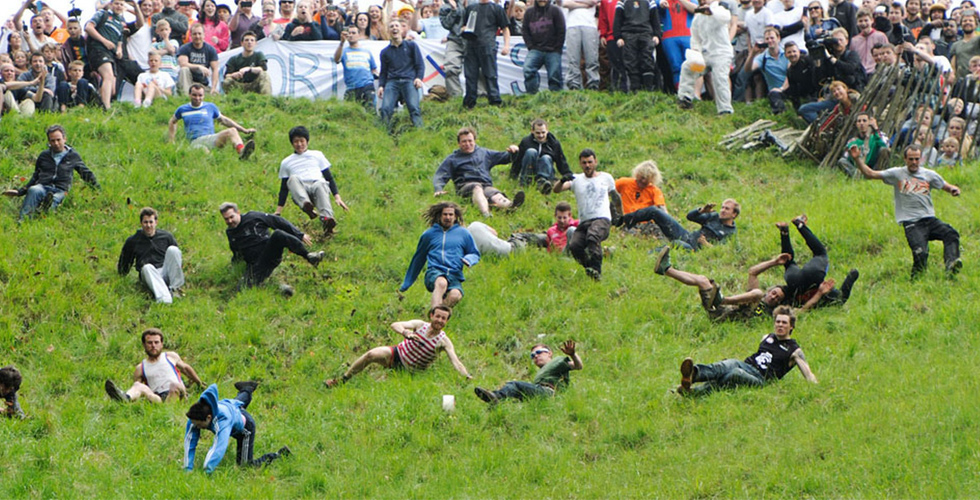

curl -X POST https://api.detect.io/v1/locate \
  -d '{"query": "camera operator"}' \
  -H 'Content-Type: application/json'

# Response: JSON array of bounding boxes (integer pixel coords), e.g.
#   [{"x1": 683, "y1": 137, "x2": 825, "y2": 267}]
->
[{"x1": 810, "y1": 27, "x2": 866, "y2": 91}]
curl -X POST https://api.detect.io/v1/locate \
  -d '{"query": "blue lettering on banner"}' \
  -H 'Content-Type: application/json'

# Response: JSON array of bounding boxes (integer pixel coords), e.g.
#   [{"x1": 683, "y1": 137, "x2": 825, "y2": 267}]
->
[
  {"x1": 289, "y1": 53, "x2": 319, "y2": 96},
  {"x1": 509, "y1": 43, "x2": 527, "y2": 66}
]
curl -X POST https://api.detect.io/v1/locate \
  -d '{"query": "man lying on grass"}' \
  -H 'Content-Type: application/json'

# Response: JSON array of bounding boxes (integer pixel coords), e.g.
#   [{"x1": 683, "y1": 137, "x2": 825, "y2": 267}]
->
[
  {"x1": 474, "y1": 340, "x2": 582, "y2": 405},
  {"x1": 324, "y1": 305, "x2": 472, "y2": 388},
  {"x1": 652, "y1": 219, "x2": 857, "y2": 322},
  {"x1": 677, "y1": 305, "x2": 817, "y2": 396}
]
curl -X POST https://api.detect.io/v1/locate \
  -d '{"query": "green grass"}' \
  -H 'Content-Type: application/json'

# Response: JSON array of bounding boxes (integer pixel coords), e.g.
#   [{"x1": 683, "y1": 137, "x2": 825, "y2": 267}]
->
[{"x1": 0, "y1": 90, "x2": 977, "y2": 498}]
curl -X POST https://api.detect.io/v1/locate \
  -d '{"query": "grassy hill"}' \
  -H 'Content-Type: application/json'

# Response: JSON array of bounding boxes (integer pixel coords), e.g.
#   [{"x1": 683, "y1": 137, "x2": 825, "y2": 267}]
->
[{"x1": 0, "y1": 91, "x2": 977, "y2": 498}]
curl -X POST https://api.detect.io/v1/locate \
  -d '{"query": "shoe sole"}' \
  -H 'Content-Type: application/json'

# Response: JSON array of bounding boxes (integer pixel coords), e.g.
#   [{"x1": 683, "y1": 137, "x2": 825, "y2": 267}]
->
[
  {"x1": 474, "y1": 387, "x2": 496, "y2": 404},
  {"x1": 302, "y1": 202, "x2": 318, "y2": 220},
  {"x1": 538, "y1": 180, "x2": 552, "y2": 195},
  {"x1": 234, "y1": 381, "x2": 259, "y2": 392},
  {"x1": 105, "y1": 379, "x2": 125, "y2": 401},
  {"x1": 510, "y1": 191, "x2": 525, "y2": 210},
  {"x1": 947, "y1": 260, "x2": 963, "y2": 274},
  {"x1": 680, "y1": 358, "x2": 694, "y2": 393},
  {"x1": 322, "y1": 218, "x2": 337, "y2": 234},
  {"x1": 239, "y1": 140, "x2": 255, "y2": 160}
]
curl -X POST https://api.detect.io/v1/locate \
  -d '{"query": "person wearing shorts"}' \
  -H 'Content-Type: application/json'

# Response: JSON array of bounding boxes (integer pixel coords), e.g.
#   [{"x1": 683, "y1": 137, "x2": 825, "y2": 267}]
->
[
  {"x1": 433, "y1": 127, "x2": 525, "y2": 217},
  {"x1": 324, "y1": 305, "x2": 472, "y2": 387},
  {"x1": 400, "y1": 202, "x2": 480, "y2": 309},
  {"x1": 104, "y1": 328, "x2": 204, "y2": 403},
  {"x1": 168, "y1": 83, "x2": 256, "y2": 159}
]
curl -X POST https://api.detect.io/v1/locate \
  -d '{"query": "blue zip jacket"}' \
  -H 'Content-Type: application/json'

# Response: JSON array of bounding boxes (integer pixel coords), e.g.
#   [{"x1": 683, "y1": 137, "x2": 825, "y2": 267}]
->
[
  {"x1": 433, "y1": 146, "x2": 512, "y2": 192},
  {"x1": 400, "y1": 224, "x2": 480, "y2": 292},
  {"x1": 183, "y1": 384, "x2": 246, "y2": 474}
]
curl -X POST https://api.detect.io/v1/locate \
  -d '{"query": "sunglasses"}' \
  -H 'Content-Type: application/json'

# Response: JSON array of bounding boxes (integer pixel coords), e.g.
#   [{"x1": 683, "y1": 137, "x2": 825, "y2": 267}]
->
[{"x1": 530, "y1": 348, "x2": 550, "y2": 359}]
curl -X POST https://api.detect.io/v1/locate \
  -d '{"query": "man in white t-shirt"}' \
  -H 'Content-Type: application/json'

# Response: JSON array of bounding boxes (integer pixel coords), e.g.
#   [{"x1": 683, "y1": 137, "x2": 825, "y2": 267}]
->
[
  {"x1": 274, "y1": 126, "x2": 349, "y2": 235},
  {"x1": 563, "y1": 0, "x2": 600, "y2": 89},
  {"x1": 104, "y1": 328, "x2": 204, "y2": 403},
  {"x1": 852, "y1": 144, "x2": 962, "y2": 278},
  {"x1": 553, "y1": 148, "x2": 623, "y2": 280}
]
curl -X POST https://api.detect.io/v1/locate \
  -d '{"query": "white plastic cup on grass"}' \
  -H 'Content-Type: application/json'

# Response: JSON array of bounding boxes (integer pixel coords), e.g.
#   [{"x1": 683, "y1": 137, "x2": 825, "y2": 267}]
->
[{"x1": 442, "y1": 394, "x2": 455, "y2": 412}]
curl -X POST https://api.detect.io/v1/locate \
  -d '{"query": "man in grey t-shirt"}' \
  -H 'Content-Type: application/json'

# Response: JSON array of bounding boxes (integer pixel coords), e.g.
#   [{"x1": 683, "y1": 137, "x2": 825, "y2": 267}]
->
[
  {"x1": 852, "y1": 144, "x2": 962, "y2": 278},
  {"x1": 554, "y1": 148, "x2": 624, "y2": 280}
]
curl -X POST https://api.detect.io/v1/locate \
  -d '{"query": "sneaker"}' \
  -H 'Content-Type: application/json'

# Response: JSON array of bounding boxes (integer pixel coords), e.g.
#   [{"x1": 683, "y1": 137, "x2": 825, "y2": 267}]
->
[
  {"x1": 239, "y1": 139, "x2": 255, "y2": 160},
  {"x1": 678, "y1": 96, "x2": 693, "y2": 109},
  {"x1": 234, "y1": 381, "x2": 259, "y2": 393},
  {"x1": 585, "y1": 267, "x2": 601, "y2": 281},
  {"x1": 510, "y1": 190, "x2": 525, "y2": 210},
  {"x1": 321, "y1": 217, "x2": 337, "y2": 235},
  {"x1": 279, "y1": 284, "x2": 295, "y2": 297},
  {"x1": 277, "y1": 446, "x2": 292, "y2": 458},
  {"x1": 679, "y1": 358, "x2": 694, "y2": 395},
  {"x1": 791, "y1": 214, "x2": 808, "y2": 228},
  {"x1": 307, "y1": 251, "x2": 325, "y2": 268},
  {"x1": 474, "y1": 387, "x2": 498, "y2": 404},
  {"x1": 775, "y1": 222, "x2": 789, "y2": 235},
  {"x1": 653, "y1": 246, "x2": 671, "y2": 276},
  {"x1": 946, "y1": 259, "x2": 963, "y2": 275},
  {"x1": 537, "y1": 177, "x2": 552, "y2": 195},
  {"x1": 301, "y1": 201, "x2": 318, "y2": 220},
  {"x1": 709, "y1": 279, "x2": 723, "y2": 308},
  {"x1": 840, "y1": 269, "x2": 859, "y2": 303},
  {"x1": 105, "y1": 379, "x2": 129, "y2": 402},
  {"x1": 170, "y1": 287, "x2": 184, "y2": 299}
]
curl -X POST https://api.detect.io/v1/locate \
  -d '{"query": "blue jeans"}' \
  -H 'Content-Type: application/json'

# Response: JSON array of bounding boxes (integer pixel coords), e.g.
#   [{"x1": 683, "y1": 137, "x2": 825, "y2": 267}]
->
[
  {"x1": 19, "y1": 184, "x2": 67, "y2": 220},
  {"x1": 623, "y1": 206, "x2": 696, "y2": 250},
  {"x1": 692, "y1": 359, "x2": 765, "y2": 395},
  {"x1": 523, "y1": 49, "x2": 563, "y2": 94},
  {"x1": 463, "y1": 43, "x2": 501, "y2": 107},
  {"x1": 797, "y1": 99, "x2": 836, "y2": 124},
  {"x1": 380, "y1": 79, "x2": 423, "y2": 128},
  {"x1": 519, "y1": 149, "x2": 555, "y2": 185},
  {"x1": 494, "y1": 381, "x2": 555, "y2": 400}
]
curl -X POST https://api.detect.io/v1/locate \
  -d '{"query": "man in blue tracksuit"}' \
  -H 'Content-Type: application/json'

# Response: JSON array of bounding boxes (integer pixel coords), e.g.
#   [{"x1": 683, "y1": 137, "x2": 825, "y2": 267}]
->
[
  {"x1": 400, "y1": 202, "x2": 481, "y2": 309},
  {"x1": 183, "y1": 382, "x2": 290, "y2": 474}
]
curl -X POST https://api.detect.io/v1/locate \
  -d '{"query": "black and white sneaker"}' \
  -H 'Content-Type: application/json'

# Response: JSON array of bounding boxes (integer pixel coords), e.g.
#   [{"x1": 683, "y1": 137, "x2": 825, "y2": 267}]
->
[
  {"x1": 105, "y1": 379, "x2": 129, "y2": 402},
  {"x1": 510, "y1": 190, "x2": 525, "y2": 210},
  {"x1": 474, "y1": 387, "x2": 498, "y2": 405},
  {"x1": 307, "y1": 251, "x2": 325, "y2": 268},
  {"x1": 239, "y1": 139, "x2": 255, "y2": 160}
]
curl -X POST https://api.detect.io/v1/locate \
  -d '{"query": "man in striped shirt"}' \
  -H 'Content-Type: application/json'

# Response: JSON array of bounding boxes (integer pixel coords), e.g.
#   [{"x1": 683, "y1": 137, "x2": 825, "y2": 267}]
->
[{"x1": 324, "y1": 305, "x2": 473, "y2": 387}]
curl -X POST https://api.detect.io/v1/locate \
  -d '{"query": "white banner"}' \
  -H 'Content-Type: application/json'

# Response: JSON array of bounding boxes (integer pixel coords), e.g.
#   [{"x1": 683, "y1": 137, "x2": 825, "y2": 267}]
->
[{"x1": 216, "y1": 37, "x2": 547, "y2": 99}]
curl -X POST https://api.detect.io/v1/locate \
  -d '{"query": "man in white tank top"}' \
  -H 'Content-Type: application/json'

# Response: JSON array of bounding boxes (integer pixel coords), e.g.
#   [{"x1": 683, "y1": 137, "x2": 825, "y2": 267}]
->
[
  {"x1": 324, "y1": 305, "x2": 472, "y2": 387},
  {"x1": 105, "y1": 328, "x2": 204, "y2": 403}
]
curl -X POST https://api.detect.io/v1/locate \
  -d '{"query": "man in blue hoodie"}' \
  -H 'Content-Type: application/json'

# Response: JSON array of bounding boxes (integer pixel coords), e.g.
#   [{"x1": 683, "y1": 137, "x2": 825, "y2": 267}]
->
[
  {"x1": 400, "y1": 202, "x2": 480, "y2": 309},
  {"x1": 184, "y1": 382, "x2": 290, "y2": 474}
]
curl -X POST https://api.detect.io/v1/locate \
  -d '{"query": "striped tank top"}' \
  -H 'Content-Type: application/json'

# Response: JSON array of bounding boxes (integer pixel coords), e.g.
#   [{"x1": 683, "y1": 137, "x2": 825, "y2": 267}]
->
[{"x1": 395, "y1": 323, "x2": 446, "y2": 371}]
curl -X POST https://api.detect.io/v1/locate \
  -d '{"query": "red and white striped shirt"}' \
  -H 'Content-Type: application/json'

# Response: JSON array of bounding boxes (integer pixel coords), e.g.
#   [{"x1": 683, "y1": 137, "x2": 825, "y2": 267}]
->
[{"x1": 395, "y1": 323, "x2": 446, "y2": 371}]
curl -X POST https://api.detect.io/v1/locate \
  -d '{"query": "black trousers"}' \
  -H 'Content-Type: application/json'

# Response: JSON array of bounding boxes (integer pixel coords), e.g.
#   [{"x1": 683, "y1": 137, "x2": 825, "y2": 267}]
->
[
  {"x1": 620, "y1": 32, "x2": 661, "y2": 92},
  {"x1": 781, "y1": 224, "x2": 829, "y2": 299},
  {"x1": 903, "y1": 217, "x2": 960, "y2": 276},
  {"x1": 244, "y1": 230, "x2": 308, "y2": 286},
  {"x1": 568, "y1": 218, "x2": 611, "y2": 273}
]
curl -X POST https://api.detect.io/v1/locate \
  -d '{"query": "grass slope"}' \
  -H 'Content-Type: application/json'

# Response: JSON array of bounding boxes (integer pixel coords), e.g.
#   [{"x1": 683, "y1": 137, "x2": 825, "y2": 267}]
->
[{"x1": 0, "y1": 91, "x2": 977, "y2": 498}]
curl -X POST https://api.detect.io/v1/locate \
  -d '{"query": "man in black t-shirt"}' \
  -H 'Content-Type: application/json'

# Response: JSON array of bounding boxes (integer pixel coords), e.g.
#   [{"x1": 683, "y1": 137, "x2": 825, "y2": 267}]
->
[
  {"x1": 118, "y1": 207, "x2": 185, "y2": 303},
  {"x1": 219, "y1": 202, "x2": 324, "y2": 290},
  {"x1": 176, "y1": 23, "x2": 219, "y2": 94},
  {"x1": 461, "y1": 0, "x2": 511, "y2": 108},
  {"x1": 677, "y1": 305, "x2": 818, "y2": 396},
  {"x1": 222, "y1": 31, "x2": 272, "y2": 94}
]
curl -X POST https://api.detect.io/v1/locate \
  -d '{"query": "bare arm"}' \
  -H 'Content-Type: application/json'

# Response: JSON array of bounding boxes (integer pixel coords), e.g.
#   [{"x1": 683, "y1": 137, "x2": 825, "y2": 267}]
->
[
  {"x1": 553, "y1": 179, "x2": 573, "y2": 193},
  {"x1": 333, "y1": 35, "x2": 346, "y2": 63},
  {"x1": 209, "y1": 60, "x2": 220, "y2": 94},
  {"x1": 500, "y1": 25, "x2": 510, "y2": 55},
  {"x1": 439, "y1": 336, "x2": 472, "y2": 378},
  {"x1": 390, "y1": 319, "x2": 427, "y2": 340},
  {"x1": 746, "y1": 253, "x2": 789, "y2": 291},
  {"x1": 168, "y1": 115, "x2": 179, "y2": 142},
  {"x1": 12, "y1": 0, "x2": 32, "y2": 29},
  {"x1": 798, "y1": 279, "x2": 834, "y2": 313},
  {"x1": 850, "y1": 145, "x2": 883, "y2": 180},
  {"x1": 169, "y1": 352, "x2": 204, "y2": 387},
  {"x1": 132, "y1": 363, "x2": 145, "y2": 384},
  {"x1": 217, "y1": 115, "x2": 255, "y2": 134},
  {"x1": 943, "y1": 182, "x2": 961, "y2": 196},
  {"x1": 559, "y1": 340, "x2": 583, "y2": 371},
  {"x1": 791, "y1": 348, "x2": 818, "y2": 383}
]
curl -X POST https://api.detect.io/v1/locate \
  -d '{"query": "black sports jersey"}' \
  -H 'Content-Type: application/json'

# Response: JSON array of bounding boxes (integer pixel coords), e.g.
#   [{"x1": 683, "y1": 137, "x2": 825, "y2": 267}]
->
[{"x1": 744, "y1": 334, "x2": 800, "y2": 380}]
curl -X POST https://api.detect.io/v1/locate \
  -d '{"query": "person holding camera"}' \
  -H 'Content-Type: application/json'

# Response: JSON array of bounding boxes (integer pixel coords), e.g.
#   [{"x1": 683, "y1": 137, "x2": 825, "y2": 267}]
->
[
  {"x1": 811, "y1": 27, "x2": 866, "y2": 92},
  {"x1": 751, "y1": 26, "x2": 789, "y2": 114},
  {"x1": 228, "y1": 0, "x2": 261, "y2": 48},
  {"x1": 783, "y1": 41, "x2": 819, "y2": 112}
]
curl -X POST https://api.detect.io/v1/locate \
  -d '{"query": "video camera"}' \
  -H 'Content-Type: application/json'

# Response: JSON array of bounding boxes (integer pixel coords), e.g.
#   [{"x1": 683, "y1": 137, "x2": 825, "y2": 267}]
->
[{"x1": 806, "y1": 36, "x2": 838, "y2": 59}]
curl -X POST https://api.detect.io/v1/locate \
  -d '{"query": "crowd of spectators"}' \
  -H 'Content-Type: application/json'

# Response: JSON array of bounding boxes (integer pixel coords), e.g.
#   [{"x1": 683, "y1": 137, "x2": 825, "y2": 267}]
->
[{"x1": 1, "y1": 0, "x2": 979, "y2": 159}]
